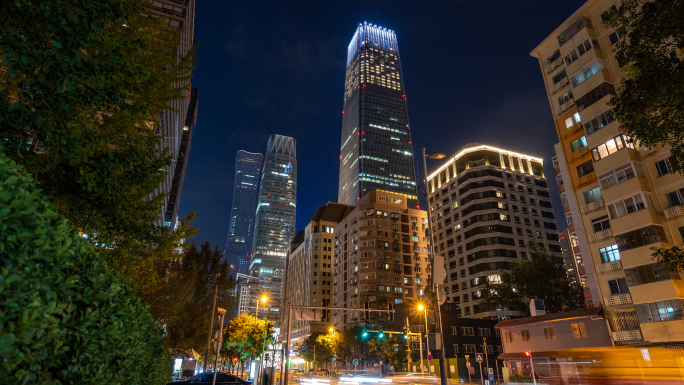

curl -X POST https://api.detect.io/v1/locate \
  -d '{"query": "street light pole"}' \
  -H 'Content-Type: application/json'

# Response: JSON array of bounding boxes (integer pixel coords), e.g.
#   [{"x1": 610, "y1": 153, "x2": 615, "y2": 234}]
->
[
  {"x1": 421, "y1": 148, "x2": 448, "y2": 385},
  {"x1": 204, "y1": 282, "x2": 220, "y2": 373}
]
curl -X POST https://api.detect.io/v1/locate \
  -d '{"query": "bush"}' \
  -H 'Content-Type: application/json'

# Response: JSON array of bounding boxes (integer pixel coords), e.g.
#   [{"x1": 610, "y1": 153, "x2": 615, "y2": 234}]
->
[{"x1": 0, "y1": 151, "x2": 171, "y2": 384}]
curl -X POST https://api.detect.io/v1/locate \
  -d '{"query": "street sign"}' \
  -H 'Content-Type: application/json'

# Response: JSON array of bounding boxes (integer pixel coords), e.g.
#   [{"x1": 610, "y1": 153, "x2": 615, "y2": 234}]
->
[
  {"x1": 353, "y1": 359, "x2": 359, "y2": 366},
  {"x1": 213, "y1": 330, "x2": 220, "y2": 352},
  {"x1": 427, "y1": 354, "x2": 433, "y2": 361},
  {"x1": 475, "y1": 353, "x2": 484, "y2": 362}
]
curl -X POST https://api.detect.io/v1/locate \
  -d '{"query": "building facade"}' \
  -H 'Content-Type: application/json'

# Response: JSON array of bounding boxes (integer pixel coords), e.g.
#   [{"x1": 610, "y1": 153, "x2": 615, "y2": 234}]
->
[
  {"x1": 225, "y1": 150, "x2": 264, "y2": 279},
  {"x1": 531, "y1": 0, "x2": 684, "y2": 345},
  {"x1": 250, "y1": 135, "x2": 297, "y2": 319},
  {"x1": 338, "y1": 22, "x2": 418, "y2": 208},
  {"x1": 426, "y1": 144, "x2": 562, "y2": 319},
  {"x1": 333, "y1": 191, "x2": 430, "y2": 329},
  {"x1": 283, "y1": 203, "x2": 356, "y2": 341},
  {"x1": 149, "y1": 0, "x2": 196, "y2": 230},
  {"x1": 163, "y1": 87, "x2": 199, "y2": 228}
]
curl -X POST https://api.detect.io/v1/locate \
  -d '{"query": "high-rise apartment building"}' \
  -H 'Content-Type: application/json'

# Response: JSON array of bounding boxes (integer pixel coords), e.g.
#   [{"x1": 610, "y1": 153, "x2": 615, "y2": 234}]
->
[
  {"x1": 338, "y1": 22, "x2": 418, "y2": 208},
  {"x1": 532, "y1": 0, "x2": 684, "y2": 344},
  {"x1": 149, "y1": 0, "x2": 196, "y2": 230},
  {"x1": 283, "y1": 203, "x2": 356, "y2": 336},
  {"x1": 163, "y1": 87, "x2": 199, "y2": 228},
  {"x1": 225, "y1": 150, "x2": 264, "y2": 278},
  {"x1": 426, "y1": 144, "x2": 561, "y2": 319},
  {"x1": 333, "y1": 191, "x2": 430, "y2": 329},
  {"x1": 250, "y1": 135, "x2": 297, "y2": 319}
]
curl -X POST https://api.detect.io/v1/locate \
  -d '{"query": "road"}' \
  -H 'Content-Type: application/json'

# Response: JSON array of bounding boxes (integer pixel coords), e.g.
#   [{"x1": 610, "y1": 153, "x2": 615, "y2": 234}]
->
[{"x1": 285, "y1": 372, "x2": 441, "y2": 385}]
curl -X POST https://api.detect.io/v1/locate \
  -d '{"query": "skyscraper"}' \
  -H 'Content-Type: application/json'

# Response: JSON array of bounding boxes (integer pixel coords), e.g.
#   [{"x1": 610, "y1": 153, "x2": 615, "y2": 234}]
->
[
  {"x1": 225, "y1": 150, "x2": 264, "y2": 279},
  {"x1": 164, "y1": 87, "x2": 199, "y2": 228},
  {"x1": 149, "y1": 0, "x2": 196, "y2": 229},
  {"x1": 338, "y1": 22, "x2": 418, "y2": 208},
  {"x1": 250, "y1": 135, "x2": 297, "y2": 318}
]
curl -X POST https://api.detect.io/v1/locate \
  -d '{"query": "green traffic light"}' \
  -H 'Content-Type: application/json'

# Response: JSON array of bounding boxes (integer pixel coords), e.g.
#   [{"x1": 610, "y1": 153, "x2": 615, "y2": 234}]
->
[
  {"x1": 362, "y1": 331, "x2": 368, "y2": 338},
  {"x1": 378, "y1": 332, "x2": 384, "y2": 338},
  {"x1": 403, "y1": 334, "x2": 408, "y2": 339}
]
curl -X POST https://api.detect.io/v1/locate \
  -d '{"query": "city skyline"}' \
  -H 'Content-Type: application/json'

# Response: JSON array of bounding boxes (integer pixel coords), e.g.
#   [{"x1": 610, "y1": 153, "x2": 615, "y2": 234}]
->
[{"x1": 179, "y1": 1, "x2": 581, "y2": 249}]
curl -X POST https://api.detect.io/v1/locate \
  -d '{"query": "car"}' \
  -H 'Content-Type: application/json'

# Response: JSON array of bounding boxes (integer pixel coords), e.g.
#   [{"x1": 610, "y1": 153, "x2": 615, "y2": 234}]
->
[{"x1": 167, "y1": 372, "x2": 252, "y2": 385}]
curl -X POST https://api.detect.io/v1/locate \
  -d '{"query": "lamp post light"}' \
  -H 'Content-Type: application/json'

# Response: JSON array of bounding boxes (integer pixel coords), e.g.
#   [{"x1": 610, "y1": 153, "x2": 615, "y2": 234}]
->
[
  {"x1": 257, "y1": 296, "x2": 268, "y2": 385},
  {"x1": 421, "y1": 148, "x2": 448, "y2": 385}
]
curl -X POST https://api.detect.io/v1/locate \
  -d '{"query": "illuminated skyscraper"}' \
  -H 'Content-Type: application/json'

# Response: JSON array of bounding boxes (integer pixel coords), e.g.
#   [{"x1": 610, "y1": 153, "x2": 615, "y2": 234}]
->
[
  {"x1": 225, "y1": 150, "x2": 264, "y2": 279},
  {"x1": 338, "y1": 22, "x2": 418, "y2": 208},
  {"x1": 249, "y1": 135, "x2": 297, "y2": 318}
]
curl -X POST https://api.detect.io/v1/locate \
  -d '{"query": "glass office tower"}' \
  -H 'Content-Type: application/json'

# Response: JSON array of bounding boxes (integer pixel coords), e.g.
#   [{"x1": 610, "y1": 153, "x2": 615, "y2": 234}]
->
[
  {"x1": 225, "y1": 150, "x2": 264, "y2": 279},
  {"x1": 338, "y1": 22, "x2": 418, "y2": 208},
  {"x1": 250, "y1": 135, "x2": 297, "y2": 318}
]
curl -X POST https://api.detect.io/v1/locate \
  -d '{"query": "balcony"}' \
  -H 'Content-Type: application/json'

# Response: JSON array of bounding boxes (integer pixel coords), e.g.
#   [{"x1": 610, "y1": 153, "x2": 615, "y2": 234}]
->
[
  {"x1": 590, "y1": 228, "x2": 613, "y2": 243},
  {"x1": 665, "y1": 206, "x2": 684, "y2": 219},
  {"x1": 551, "y1": 77, "x2": 570, "y2": 94},
  {"x1": 568, "y1": 146, "x2": 590, "y2": 162},
  {"x1": 558, "y1": 99, "x2": 576, "y2": 115},
  {"x1": 604, "y1": 293, "x2": 632, "y2": 306},
  {"x1": 612, "y1": 330, "x2": 642, "y2": 342},
  {"x1": 545, "y1": 57, "x2": 564, "y2": 73},
  {"x1": 597, "y1": 260, "x2": 622, "y2": 273},
  {"x1": 577, "y1": 171, "x2": 596, "y2": 187},
  {"x1": 581, "y1": 197, "x2": 604, "y2": 214},
  {"x1": 562, "y1": 121, "x2": 584, "y2": 139}
]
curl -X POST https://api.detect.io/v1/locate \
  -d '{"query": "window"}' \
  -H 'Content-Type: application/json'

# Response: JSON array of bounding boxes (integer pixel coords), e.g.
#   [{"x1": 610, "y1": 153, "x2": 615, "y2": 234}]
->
[
  {"x1": 599, "y1": 163, "x2": 643, "y2": 190},
  {"x1": 576, "y1": 82, "x2": 616, "y2": 112},
  {"x1": 461, "y1": 327, "x2": 474, "y2": 336},
  {"x1": 452, "y1": 344, "x2": 459, "y2": 353},
  {"x1": 543, "y1": 327, "x2": 556, "y2": 340},
  {"x1": 608, "y1": 278, "x2": 630, "y2": 295},
  {"x1": 571, "y1": 61, "x2": 607, "y2": 88},
  {"x1": 636, "y1": 300, "x2": 684, "y2": 323},
  {"x1": 563, "y1": 39, "x2": 593, "y2": 65},
  {"x1": 576, "y1": 160, "x2": 594, "y2": 178},
  {"x1": 571, "y1": 323, "x2": 588, "y2": 338},
  {"x1": 478, "y1": 328, "x2": 491, "y2": 337},
  {"x1": 570, "y1": 136, "x2": 588, "y2": 152},
  {"x1": 599, "y1": 244, "x2": 620, "y2": 263},
  {"x1": 552, "y1": 69, "x2": 567, "y2": 85},
  {"x1": 615, "y1": 225, "x2": 667, "y2": 251},
  {"x1": 591, "y1": 215, "x2": 611, "y2": 232},
  {"x1": 451, "y1": 326, "x2": 458, "y2": 335},
  {"x1": 584, "y1": 109, "x2": 615, "y2": 135},
  {"x1": 601, "y1": 4, "x2": 618, "y2": 21},
  {"x1": 504, "y1": 331, "x2": 514, "y2": 343},
  {"x1": 558, "y1": 91, "x2": 573, "y2": 107},
  {"x1": 521, "y1": 329, "x2": 531, "y2": 342},
  {"x1": 607, "y1": 193, "x2": 651, "y2": 219},
  {"x1": 564, "y1": 112, "x2": 581, "y2": 129},
  {"x1": 656, "y1": 158, "x2": 673, "y2": 176},
  {"x1": 666, "y1": 188, "x2": 684, "y2": 208},
  {"x1": 463, "y1": 344, "x2": 477, "y2": 353},
  {"x1": 591, "y1": 135, "x2": 635, "y2": 162},
  {"x1": 584, "y1": 187, "x2": 602, "y2": 204},
  {"x1": 609, "y1": 27, "x2": 626, "y2": 45},
  {"x1": 625, "y1": 264, "x2": 681, "y2": 286}
]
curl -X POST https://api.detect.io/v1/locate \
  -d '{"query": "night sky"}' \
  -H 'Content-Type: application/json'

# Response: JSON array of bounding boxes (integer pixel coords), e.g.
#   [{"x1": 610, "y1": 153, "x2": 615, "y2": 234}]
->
[{"x1": 179, "y1": 0, "x2": 586, "y2": 249}]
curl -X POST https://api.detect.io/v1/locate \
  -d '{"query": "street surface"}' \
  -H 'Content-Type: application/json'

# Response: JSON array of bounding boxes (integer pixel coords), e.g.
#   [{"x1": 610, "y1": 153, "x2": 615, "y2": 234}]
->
[{"x1": 286, "y1": 372, "x2": 441, "y2": 385}]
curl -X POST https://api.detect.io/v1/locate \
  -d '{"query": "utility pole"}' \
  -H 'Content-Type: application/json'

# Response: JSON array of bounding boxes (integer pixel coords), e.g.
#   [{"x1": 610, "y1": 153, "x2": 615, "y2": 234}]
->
[
  {"x1": 212, "y1": 308, "x2": 227, "y2": 385},
  {"x1": 421, "y1": 148, "x2": 448, "y2": 385},
  {"x1": 204, "y1": 282, "x2": 219, "y2": 373},
  {"x1": 282, "y1": 303, "x2": 293, "y2": 385}
]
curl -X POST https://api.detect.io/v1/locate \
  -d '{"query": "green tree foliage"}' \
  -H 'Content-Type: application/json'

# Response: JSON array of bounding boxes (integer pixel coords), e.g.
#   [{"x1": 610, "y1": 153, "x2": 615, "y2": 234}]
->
[
  {"x1": 604, "y1": 1, "x2": 684, "y2": 170},
  {"x1": 158, "y1": 243, "x2": 234, "y2": 348},
  {"x1": 0, "y1": 150, "x2": 169, "y2": 384},
  {"x1": 224, "y1": 314, "x2": 276, "y2": 367},
  {"x1": 481, "y1": 247, "x2": 585, "y2": 316},
  {"x1": 0, "y1": 0, "x2": 198, "y2": 292}
]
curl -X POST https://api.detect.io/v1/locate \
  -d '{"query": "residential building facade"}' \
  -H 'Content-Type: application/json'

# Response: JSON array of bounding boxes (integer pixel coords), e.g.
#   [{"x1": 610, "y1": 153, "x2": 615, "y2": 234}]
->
[
  {"x1": 338, "y1": 22, "x2": 418, "y2": 208},
  {"x1": 225, "y1": 150, "x2": 264, "y2": 279},
  {"x1": 149, "y1": 0, "x2": 196, "y2": 230},
  {"x1": 426, "y1": 144, "x2": 562, "y2": 319},
  {"x1": 283, "y1": 203, "x2": 356, "y2": 340},
  {"x1": 333, "y1": 191, "x2": 430, "y2": 329},
  {"x1": 532, "y1": 0, "x2": 684, "y2": 345},
  {"x1": 250, "y1": 135, "x2": 297, "y2": 319}
]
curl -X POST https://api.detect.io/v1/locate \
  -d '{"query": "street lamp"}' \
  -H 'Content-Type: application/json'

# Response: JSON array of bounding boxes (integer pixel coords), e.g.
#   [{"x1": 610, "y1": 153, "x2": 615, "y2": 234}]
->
[
  {"x1": 256, "y1": 295, "x2": 268, "y2": 319},
  {"x1": 421, "y1": 148, "x2": 448, "y2": 385},
  {"x1": 257, "y1": 296, "x2": 269, "y2": 385}
]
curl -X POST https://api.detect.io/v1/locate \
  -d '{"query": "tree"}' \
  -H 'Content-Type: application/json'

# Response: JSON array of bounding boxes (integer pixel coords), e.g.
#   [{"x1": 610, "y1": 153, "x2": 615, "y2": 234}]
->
[
  {"x1": 481, "y1": 247, "x2": 585, "y2": 316},
  {"x1": 604, "y1": 1, "x2": 684, "y2": 170},
  {"x1": 162, "y1": 243, "x2": 234, "y2": 349},
  {"x1": 224, "y1": 314, "x2": 276, "y2": 375},
  {"x1": 0, "y1": 0, "x2": 198, "y2": 292},
  {"x1": 0, "y1": 149, "x2": 170, "y2": 384}
]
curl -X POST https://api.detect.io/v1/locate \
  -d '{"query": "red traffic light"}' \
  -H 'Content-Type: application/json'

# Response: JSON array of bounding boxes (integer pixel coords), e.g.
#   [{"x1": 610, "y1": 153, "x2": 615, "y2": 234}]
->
[{"x1": 524, "y1": 351, "x2": 531, "y2": 358}]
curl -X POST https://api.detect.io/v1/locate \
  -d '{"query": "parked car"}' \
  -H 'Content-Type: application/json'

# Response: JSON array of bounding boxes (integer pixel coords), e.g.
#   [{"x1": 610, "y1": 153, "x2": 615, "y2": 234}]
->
[{"x1": 167, "y1": 372, "x2": 252, "y2": 384}]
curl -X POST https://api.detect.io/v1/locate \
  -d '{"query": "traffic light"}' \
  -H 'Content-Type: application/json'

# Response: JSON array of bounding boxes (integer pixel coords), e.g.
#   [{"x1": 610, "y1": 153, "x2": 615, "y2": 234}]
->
[
  {"x1": 364, "y1": 301, "x2": 370, "y2": 320},
  {"x1": 266, "y1": 322, "x2": 274, "y2": 338},
  {"x1": 524, "y1": 351, "x2": 531, "y2": 358},
  {"x1": 403, "y1": 334, "x2": 408, "y2": 339},
  {"x1": 388, "y1": 303, "x2": 394, "y2": 322},
  {"x1": 378, "y1": 328, "x2": 384, "y2": 339},
  {"x1": 362, "y1": 330, "x2": 368, "y2": 338}
]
